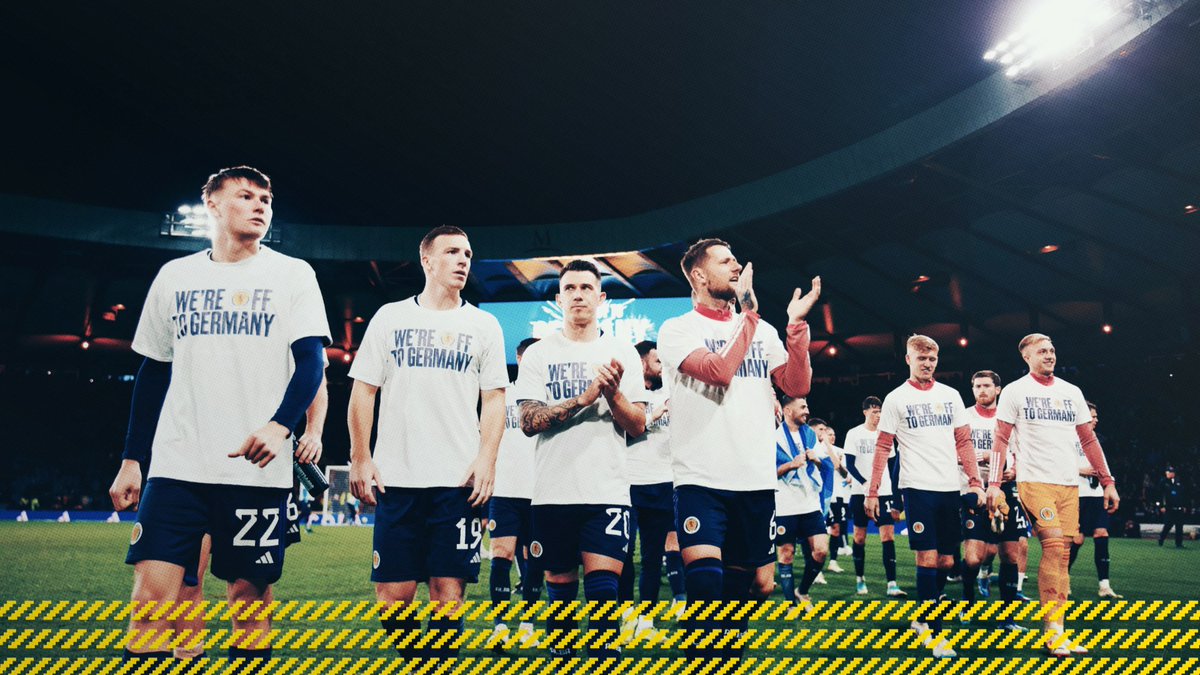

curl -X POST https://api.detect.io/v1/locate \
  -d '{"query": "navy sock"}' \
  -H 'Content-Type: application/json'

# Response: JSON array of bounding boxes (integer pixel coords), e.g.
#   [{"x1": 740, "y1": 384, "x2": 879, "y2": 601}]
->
[
  {"x1": 1069, "y1": 541, "x2": 1081, "y2": 570},
  {"x1": 381, "y1": 616, "x2": 422, "y2": 657},
  {"x1": 778, "y1": 563, "x2": 795, "y2": 603},
  {"x1": 852, "y1": 542, "x2": 866, "y2": 577},
  {"x1": 521, "y1": 558, "x2": 543, "y2": 602},
  {"x1": 882, "y1": 540, "x2": 897, "y2": 582},
  {"x1": 426, "y1": 617, "x2": 463, "y2": 658},
  {"x1": 962, "y1": 562, "x2": 978, "y2": 602},
  {"x1": 916, "y1": 566, "x2": 941, "y2": 631},
  {"x1": 618, "y1": 554, "x2": 636, "y2": 602},
  {"x1": 490, "y1": 557, "x2": 513, "y2": 609},
  {"x1": 797, "y1": 537, "x2": 820, "y2": 595},
  {"x1": 683, "y1": 558, "x2": 723, "y2": 658},
  {"x1": 999, "y1": 562, "x2": 1019, "y2": 608},
  {"x1": 583, "y1": 570, "x2": 621, "y2": 658},
  {"x1": 665, "y1": 551, "x2": 686, "y2": 600},
  {"x1": 721, "y1": 566, "x2": 753, "y2": 658},
  {"x1": 1095, "y1": 537, "x2": 1110, "y2": 580},
  {"x1": 546, "y1": 579, "x2": 580, "y2": 654},
  {"x1": 936, "y1": 564, "x2": 947, "y2": 597},
  {"x1": 981, "y1": 561, "x2": 993, "y2": 579},
  {"x1": 227, "y1": 647, "x2": 271, "y2": 674},
  {"x1": 829, "y1": 540, "x2": 839, "y2": 561},
  {"x1": 514, "y1": 547, "x2": 529, "y2": 586}
]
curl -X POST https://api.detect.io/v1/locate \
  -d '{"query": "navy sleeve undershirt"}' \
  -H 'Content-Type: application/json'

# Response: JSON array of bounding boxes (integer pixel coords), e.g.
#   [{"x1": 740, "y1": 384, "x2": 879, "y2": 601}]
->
[
  {"x1": 845, "y1": 454, "x2": 868, "y2": 485},
  {"x1": 122, "y1": 357, "x2": 172, "y2": 466},
  {"x1": 270, "y1": 336, "x2": 326, "y2": 433}
]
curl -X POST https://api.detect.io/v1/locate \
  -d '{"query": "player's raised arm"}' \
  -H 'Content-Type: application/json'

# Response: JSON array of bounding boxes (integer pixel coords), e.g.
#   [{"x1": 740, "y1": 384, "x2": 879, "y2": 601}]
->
[
  {"x1": 347, "y1": 380, "x2": 385, "y2": 505},
  {"x1": 770, "y1": 276, "x2": 821, "y2": 398}
]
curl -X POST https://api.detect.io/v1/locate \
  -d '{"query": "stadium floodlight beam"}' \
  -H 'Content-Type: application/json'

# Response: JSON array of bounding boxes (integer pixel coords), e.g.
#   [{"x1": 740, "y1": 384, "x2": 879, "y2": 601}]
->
[{"x1": 982, "y1": 0, "x2": 1138, "y2": 80}]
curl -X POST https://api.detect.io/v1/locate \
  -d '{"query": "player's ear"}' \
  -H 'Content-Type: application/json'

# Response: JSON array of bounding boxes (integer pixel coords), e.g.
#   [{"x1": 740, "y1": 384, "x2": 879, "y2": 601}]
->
[{"x1": 598, "y1": 291, "x2": 607, "y2": 303}]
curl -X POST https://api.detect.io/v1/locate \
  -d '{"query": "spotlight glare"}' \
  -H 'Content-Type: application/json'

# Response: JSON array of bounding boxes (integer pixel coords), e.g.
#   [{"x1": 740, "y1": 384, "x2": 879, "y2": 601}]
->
[
  {"x1": 1000, "y1": 53, "x2": 1015, "y2": 64},
  {"x1": 80, "y1": 340, "x2": 90, "y2": 350},
  {"x1": 983, "y1": 50, "x2": 997, "y2": 61},
  {"x1": 1101, "y1": 323, "x2": 1113, "y2": 334},
  {"x1": 1006, "y1": 66, "x2": 1022, "y2": 78},
  {"x1": 177, "y1": 205, "x2": 191, "y2": 215},
  {"x1": 343, "y1": 352, "x2": 353, "y2": 363},
  {"x1": 958, "y1": 336, "x2": 969, "y2": 348},
  {"x1": 1040, "y1": 244, "x2": 1060, "y2": 254},
  {"x1": 827, "y1": 345, "x2": 838, "y2": 357}
]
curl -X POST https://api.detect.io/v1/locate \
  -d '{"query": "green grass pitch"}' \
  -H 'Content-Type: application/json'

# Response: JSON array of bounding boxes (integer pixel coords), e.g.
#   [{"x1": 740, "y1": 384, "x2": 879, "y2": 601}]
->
[{"x1": 0, "y1": 522, "x2": 1194, "y2": 660}]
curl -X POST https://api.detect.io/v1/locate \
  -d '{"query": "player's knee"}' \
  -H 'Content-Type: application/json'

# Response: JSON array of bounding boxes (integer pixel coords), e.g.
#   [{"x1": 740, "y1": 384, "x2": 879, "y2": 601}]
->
[
  {"x1": 853, "y1": 531, "x2": 866, "y2": 545},
  {"x1": 227, "y1": 578, "x2": 270, "y2": 604},
  {"x1": 1094, "y1": 529, "x2": 1108, "y2": 538},
  {"x1": 777, "y1": 544, "x2": 795, "y2": 564},
  {"x1": 811, "y1": 547, "x2": 828, "y2": 565},
  {"x1": 491, "y1": 538, "x2": 517, "y2": 560},
  {"x1": 750, "y1": 572, "x2": 775, "y2": 598}
]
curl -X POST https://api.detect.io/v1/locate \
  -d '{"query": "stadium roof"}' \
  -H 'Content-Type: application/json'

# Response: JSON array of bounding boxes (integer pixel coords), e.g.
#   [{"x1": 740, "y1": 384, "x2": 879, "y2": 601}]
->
[{"x1": 1, "y1": 0, "x2": 1198, "y2": 374}]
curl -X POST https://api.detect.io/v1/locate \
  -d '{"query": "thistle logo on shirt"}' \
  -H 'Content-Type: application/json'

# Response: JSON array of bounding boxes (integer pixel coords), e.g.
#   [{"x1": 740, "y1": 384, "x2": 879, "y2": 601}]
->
[
  {"x1": 529, "y1": 541, "x2": 544, "y2": 558},
  {"x1": 702, "y1": 339, "x2": 771, "y2": 378},
  {"x1": 543, "y1": 361, "x2": 595, "y2": 400},
  {"x1": 911, "y1": 521, "x2": 925, "y2": 534},
  {"x1": 1021, "y1": 397, "x2": 1079, "y2": 423},
  {"x1": 130, "y1": 523, "x2": 143, "y2": 545},
  {"x1": 172, "y1": 288, "x2": 277, "y2": 339},
  {"x1": 902, "y1": 401, "x2": 956, "y2": 429},
  {"x1": 372, "y1": 550, "x2": 381, "y2": 569},
  {"x1": 683, "y1": 516, "x2": 701, "y2": 534},
  {"x1": 1039, "y1": 507, "x2": 1056, "y2": 522},
  {"x1": 389, "y1": 328, "x2": 475, "y2": 372}
]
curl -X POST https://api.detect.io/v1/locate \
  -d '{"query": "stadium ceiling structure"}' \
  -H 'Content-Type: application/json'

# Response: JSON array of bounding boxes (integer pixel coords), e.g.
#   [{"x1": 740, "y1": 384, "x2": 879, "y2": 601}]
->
[{"x1": 1, "y1": 0, "x2": 1198, "y2": 375}]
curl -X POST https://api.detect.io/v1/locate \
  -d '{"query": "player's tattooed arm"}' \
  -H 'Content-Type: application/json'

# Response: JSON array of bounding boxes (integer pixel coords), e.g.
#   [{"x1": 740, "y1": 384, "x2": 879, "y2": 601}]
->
[{"x1": 519, "y1": 398, "x2": 589, "y2": 436}]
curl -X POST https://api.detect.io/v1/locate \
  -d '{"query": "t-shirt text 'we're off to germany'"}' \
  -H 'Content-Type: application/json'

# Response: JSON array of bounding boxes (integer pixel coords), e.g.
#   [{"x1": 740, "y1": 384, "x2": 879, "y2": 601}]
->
[
  {"x1": 172, "y1": 288, "x2": 276, "y2": 339},
  {"x1": 702, "y1": 338, "x2": 771, "y2": 378},
  {"x1": 389, "y1": 328, "x2": 475, "y2": 372}
]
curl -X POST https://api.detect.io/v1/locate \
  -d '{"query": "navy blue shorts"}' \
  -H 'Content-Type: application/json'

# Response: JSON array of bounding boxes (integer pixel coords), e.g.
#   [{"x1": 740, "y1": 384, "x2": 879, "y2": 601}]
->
[
  {"x1": 901, "y1": 488, "x2": 962, "y2": 555},
  {"x1": 488, "y1": 496, "x2": 533, "y2": 540},
  {"x1": 776, "y1": 511, "x2": 826, "y2": 546},
  {"x1": 826, "y1": 498, "x2": 849, "y2": 528},
  {"x1": 1079, "y1": 496, "x2": 1110, "y2": 535},
  {"x1": 285, "y1": 491, "x2": 302, "y2": 547},
  {"x1": 530, "y1": 504, "x2": 630, "y2": 574},
  {"x1": 674, "y1": 485, "x2": 776, "y2": 568},
  {"x1": 127, "y1": 478, "x2": 290, "y2": 585},
  {"x1": 631, "y1": 482, "x2": 675, "y2": 512},
  {"x1": 849, "y1": 494, "x2": 896, "y2": 528},
  {"x1": 371, "y1": 487, "x2": 483, "y2": 583}
]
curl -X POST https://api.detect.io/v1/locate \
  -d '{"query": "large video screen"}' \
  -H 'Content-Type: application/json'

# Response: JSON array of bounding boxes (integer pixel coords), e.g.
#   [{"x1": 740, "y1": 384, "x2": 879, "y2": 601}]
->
[{"x1": 480, "y1": 297, "x2": 694, "y2": 363}]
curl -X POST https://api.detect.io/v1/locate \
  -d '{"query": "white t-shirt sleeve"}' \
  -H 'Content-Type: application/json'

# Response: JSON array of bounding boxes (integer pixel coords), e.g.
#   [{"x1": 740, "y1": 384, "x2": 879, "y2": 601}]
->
[
  {"x1": 348, "y1": 308, "x2": 389, "y2": 387},
  {"x1": 996, "y1": 386, "x2": 1019, "y2": 425},
  {"x1": 878, "y1": 395, "x2": 901, "y2": 435},
  {"x1": 764, "y1": 326, "x2": 787, "y2": 372},
  {"x1": 478, "y1": 315, "x2": 510, "y2": 391},
  {"x1": 288, "y1": 263, "x2": 332, "y2": 346},
  {"x1": 512, "y1": 343, "x2": 547, "y2": 403},
  {"x1": 953, "y1": 392, "x2": 970, "y2": 427},
  {"x1": 618, "y1": 343, "x2": 649, "y2": 404},
  {"x1": 131, "y1": 270, "x2": 174, "y2": 363},
  {"x1": 657, "y1": 317, "x2": 705, "y2": 369}
]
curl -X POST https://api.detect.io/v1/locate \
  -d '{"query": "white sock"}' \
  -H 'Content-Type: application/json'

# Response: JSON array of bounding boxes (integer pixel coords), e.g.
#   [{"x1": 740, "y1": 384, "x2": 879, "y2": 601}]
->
[
  {"x1": 1099, "y1": 579, "x2": 1111, "y2": 589},
  {"x1": 857, "y1": 576, "x2": 865, "y2": 583},
  {"x1": 1017, "y1": 573, "x2": 1027, "y2": 591}
]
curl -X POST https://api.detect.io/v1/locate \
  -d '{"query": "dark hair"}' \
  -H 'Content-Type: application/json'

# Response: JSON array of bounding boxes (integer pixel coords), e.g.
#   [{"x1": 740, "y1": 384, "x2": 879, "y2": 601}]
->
[
  {"x1": 1086, "y1": 400, "x2": 1097, "y2": 412},
  {"x1": 420, "y1": 225, "x2": 468, "y2": 255},
  {"x1": 635, "y1": 340, "x2": 657, "y2": 357},
  {"x1": 862, "y1": 396, "x2": 882, "y2": 410},
  {"x1": 201, "y1": 166, "x2": 271, "y2": 202},
  {"x1": 560, "y1": 258, "x2": 602, "y2": 281},
  {"x1": 971, "y1": 370, "x2": 1002, "y2": 387},
  {"x1": 808, "y1": 417, "x2": 828, "y2": 428},
  {"x1": 680, "y1": 238, "x2": 731, "y2": 277},
  {"x1": 516, "y1": 337, "x2": 539, "y2": 357}
]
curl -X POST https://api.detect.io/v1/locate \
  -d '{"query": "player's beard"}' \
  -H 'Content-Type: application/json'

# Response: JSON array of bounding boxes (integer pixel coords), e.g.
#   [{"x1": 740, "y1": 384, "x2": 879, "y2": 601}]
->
[
  {"x1": 709, "y1": 280, "x2": 736, "y2": 303},
  {"x1": 647, "y1": 374, "x2": 663, "y2": 390}
]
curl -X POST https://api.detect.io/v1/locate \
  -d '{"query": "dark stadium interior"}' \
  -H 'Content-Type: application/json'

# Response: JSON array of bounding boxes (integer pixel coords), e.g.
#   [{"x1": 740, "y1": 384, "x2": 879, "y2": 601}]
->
[{"x1": 1, "y1": 0, "x2": 1198, "y2": 528}]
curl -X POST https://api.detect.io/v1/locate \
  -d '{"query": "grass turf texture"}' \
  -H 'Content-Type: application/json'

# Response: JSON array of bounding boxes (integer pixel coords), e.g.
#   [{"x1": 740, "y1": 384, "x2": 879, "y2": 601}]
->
[{"x1": 0, "y1": 522, "x2": 1194, "y2": 659}]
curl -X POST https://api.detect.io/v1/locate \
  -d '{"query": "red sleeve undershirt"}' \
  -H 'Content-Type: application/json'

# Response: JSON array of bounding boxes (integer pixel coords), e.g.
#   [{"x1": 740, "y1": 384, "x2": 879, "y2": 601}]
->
[
  {"x1": 1077, "y1": 424, "x2": 1115, "y2": 487},
  {"x1": 867, "y1": 431, "x2": 894, "y2": 498},
  {"x1": 678, "y1": 311, "x2": 760, "y2": 388},
  {"x1": 955, "y1": 425, "x2": 982, "y2": 490},
  {"x1": 989, "y1": 420, "x2": 1014, "y2": 485},
  {"x1": 770, "y1": 321, "x2": 812, "y2": 398}
]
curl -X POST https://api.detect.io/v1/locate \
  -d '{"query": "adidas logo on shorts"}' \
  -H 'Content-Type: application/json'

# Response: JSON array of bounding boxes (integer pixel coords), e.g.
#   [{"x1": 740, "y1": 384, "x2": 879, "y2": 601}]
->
[
  {"x1": 470, "y1": 552, "x2": 481, "y2": 564},
  {"x1": 255, "y1": 551, "x2": 276, "y2": 565}
]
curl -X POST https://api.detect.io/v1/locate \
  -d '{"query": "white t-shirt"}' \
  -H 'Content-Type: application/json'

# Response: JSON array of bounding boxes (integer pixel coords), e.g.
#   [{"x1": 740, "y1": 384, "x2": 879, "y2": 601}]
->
[
  {"x1": 843, "y1": 424, "x2": 893, "y2": 497},
  {"x1": 775, "y1": 425, "x2": 825, "y2": 516},
  {"x1": 827, "y1": 444, "x2": 852, "y2": 501},
  {"x1": 132, "y1": 247, "x2": 331, "y2": 489},
  {"x1": 494, "y1": 385, "x2": 536, "y2": 499},
  {"x1": 626, "y1": 386, "x2": 673, "y2": 485},
  {"x1": 959, "y1": 405, "x2": 1008, "y2": 492},
  {"x1": 349, "y1": 297, "x2": 508, "y2": 488},
  {"x1": 879, "y1": 381, "x2": 970, "y2": 493},
  {"x1": 658, "y1": 310, "x2": 788, "y2": 491},
  {"x1": 513, "y1": 331, "x2": 648, "y2": 506},
  {"x1": 996, "y1": 374, "x2": 1092, "y2": 487}
]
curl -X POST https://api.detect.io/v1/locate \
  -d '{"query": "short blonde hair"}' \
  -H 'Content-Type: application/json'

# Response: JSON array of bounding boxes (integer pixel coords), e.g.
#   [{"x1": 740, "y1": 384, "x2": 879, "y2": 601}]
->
[
  {"x1": 906, "y1": 334, "x2": 939, "y2": 353},
  {"x1": 1018, "y1": 333, "x2": 1052, "y2": 354}
]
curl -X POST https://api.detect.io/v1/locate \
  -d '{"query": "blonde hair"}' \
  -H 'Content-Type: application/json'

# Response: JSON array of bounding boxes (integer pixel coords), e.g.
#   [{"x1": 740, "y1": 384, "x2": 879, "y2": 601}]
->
[
  {"x1": 1018, "y1": 333, "x2": 1052, "y2": 354},
  {"x1": 906, "y1": 334, "x2": 939, "y2": 353}
]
